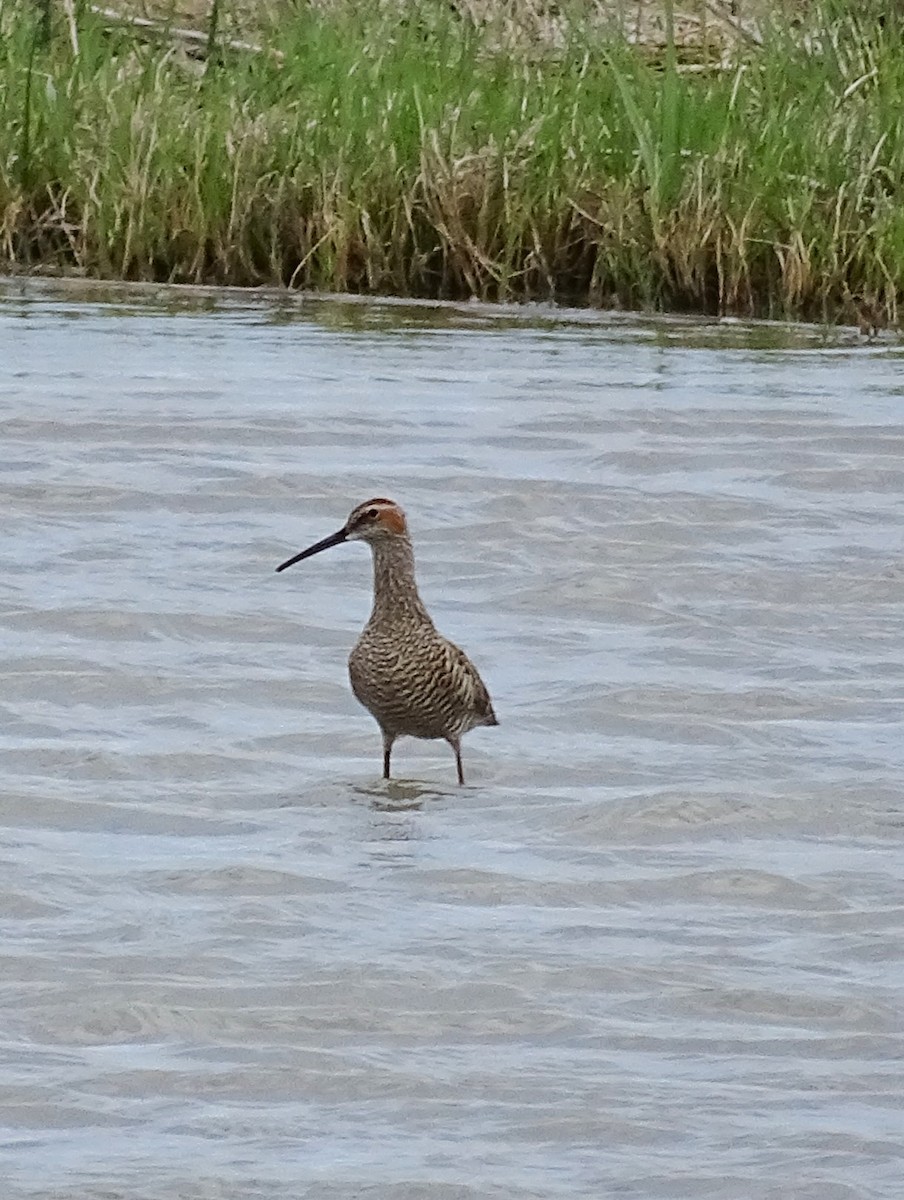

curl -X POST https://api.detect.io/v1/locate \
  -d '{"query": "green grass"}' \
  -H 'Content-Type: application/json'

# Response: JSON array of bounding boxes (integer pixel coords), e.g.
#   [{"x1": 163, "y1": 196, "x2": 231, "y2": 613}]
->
[{"x1": 2, "y1": 0, "x2": 903, "y2": 323}]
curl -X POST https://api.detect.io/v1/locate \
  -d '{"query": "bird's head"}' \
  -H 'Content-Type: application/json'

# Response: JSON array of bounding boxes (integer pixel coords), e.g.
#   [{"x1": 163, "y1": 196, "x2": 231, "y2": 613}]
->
[
  {"x1": 275, "y1": 498, "x2": 409, "y2": 572},
  {"x1": 343, "y1": 498, "x2": 408, "y2": 543}
]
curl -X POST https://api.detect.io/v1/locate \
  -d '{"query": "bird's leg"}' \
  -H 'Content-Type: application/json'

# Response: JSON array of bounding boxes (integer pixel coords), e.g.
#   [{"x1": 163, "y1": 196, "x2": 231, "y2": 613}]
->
[
  {"x1": 382, "y1": 731, "x2": 394, "y2": 780},
  {"x1": 449, "y1": 738, "x2": 465, "y2": 786}
]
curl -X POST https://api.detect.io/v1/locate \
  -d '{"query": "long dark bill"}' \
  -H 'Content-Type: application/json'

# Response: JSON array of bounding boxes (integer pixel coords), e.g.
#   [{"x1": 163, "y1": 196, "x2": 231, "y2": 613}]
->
[{"x1": 275, "y1": 528, "x2": 347, "y2": 573}]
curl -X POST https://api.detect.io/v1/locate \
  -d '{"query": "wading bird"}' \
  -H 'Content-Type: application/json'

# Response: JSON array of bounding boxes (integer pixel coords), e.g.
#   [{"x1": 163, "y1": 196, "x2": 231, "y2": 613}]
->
[{"x1": 276, "y1": 498, "x2": 497, "y2": 784}]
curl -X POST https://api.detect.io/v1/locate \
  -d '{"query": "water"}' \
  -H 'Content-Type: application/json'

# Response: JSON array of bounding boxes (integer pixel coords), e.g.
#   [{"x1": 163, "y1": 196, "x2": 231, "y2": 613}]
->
[{"x1": 1, "y1": 278, "x2": 902, "y2": 1200}]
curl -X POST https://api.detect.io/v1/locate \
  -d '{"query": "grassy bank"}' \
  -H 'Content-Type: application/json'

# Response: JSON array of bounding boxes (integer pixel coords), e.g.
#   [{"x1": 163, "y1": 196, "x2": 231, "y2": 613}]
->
[{"x1": 1, "y1": 0, "x2": 903, "y2": 323}]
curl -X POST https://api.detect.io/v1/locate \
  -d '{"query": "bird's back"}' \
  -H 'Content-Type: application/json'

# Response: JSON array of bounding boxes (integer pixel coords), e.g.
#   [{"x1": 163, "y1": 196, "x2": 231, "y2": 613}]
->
[{"x1": 349, "y1": 614, "x2": 496, "y2": 742}]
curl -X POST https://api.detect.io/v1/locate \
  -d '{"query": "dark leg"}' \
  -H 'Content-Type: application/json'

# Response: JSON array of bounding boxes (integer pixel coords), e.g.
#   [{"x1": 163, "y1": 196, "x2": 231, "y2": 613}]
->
[
  {"x1": 382, "y1": 732, "x2": 394, "y2": 780},
  {"x1": 450, "y1": 739, "x2": 464, "y2": 786}
]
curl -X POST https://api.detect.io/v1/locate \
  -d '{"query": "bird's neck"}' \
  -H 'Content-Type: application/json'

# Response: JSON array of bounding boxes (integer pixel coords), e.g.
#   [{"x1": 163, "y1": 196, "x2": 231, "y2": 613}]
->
[{"x1": 369, "y1": 538, "x2": 433, "y2": 625}]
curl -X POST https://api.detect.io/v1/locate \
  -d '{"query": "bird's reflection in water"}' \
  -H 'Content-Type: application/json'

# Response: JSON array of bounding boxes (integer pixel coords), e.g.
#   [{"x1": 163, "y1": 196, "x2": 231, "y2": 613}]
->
[
  {"x1": 350, "y1": 781, "x2": 441, "y2": 868},
  {"x1": 352, "y1": 778, "x2": 450, "y2": 813}
]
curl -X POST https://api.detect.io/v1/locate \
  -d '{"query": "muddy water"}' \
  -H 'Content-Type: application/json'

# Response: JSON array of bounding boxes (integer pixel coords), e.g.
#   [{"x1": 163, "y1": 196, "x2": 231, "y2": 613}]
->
[{"x1": 1, "y1": 278, "x2": 902, "y2": 1199}]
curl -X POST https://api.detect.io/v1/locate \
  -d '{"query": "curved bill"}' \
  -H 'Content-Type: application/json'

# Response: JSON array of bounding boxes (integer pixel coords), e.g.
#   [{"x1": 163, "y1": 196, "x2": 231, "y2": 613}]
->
[{"x1": 276, "y1": 527, "x2": 347, "y2": 573}]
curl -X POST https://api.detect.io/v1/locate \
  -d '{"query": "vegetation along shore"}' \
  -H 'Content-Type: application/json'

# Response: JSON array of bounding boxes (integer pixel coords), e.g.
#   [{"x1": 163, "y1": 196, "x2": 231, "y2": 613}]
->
[{"x1": 2, "y1": 1, "x2": 902, "y2": 324}]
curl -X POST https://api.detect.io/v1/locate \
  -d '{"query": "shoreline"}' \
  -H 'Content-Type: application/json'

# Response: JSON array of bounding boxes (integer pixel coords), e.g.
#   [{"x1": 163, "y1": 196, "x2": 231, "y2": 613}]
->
[{"x1": 4, "y1": 272, "x2": 875, "y2": 346}]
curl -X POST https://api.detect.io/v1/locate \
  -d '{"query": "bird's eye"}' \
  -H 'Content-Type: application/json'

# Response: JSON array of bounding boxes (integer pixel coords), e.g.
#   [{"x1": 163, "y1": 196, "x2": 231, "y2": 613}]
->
[{"x1": 366, "y1": 507, "x2": 378, "y2": 519}]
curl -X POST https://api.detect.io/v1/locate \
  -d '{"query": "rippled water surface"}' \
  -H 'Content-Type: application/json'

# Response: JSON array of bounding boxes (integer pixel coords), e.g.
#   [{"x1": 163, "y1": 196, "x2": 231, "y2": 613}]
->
[{"x1": 2, "y1": 278, "x2": 903, "y2": 1199}]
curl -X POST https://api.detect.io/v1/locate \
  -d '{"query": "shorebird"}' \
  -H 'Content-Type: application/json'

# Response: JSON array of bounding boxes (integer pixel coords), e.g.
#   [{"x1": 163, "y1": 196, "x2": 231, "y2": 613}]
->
[{"x1": 276, "y1": 498, "x2": 498, "y2": 784}]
